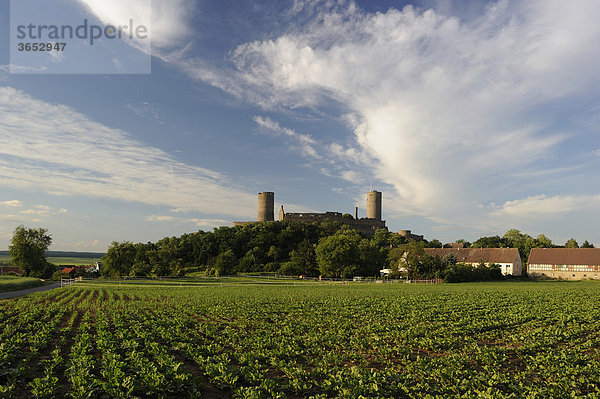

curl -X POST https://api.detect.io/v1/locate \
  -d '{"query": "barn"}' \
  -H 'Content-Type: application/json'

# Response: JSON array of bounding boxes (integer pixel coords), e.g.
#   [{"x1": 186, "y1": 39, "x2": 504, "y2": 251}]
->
[{"x1": 528, "y1": 248, "x2": 600, "y2": 280}]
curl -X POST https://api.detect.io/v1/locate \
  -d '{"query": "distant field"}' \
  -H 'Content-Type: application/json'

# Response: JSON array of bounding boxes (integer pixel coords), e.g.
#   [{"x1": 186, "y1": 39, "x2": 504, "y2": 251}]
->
[
  {"x1": 0, "y1": 255, "x2": 98, "y2": 266},
  {"x1": 0, "y1": 276, "x2": 45, "y2": 292},
  {"x1": 47, "y1": 257, "x2": 99, "y2": 266}
]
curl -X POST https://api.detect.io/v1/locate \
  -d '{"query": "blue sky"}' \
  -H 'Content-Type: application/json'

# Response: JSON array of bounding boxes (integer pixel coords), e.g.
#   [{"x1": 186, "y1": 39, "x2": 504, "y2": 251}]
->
[{"x1": 1, "y1": 0, "x2": 599, "y2": 251}]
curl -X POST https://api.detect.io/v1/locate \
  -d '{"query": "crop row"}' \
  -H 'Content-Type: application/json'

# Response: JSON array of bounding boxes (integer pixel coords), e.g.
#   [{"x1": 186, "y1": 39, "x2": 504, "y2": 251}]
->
[{"x1": 2, "y1": 281, "x2": 600, "y2": 397}]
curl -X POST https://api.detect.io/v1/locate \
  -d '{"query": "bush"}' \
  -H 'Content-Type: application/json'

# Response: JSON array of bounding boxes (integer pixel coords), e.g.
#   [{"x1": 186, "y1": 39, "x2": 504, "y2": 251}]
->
[
  {"x1": 51, "y1": 271, "x2": 72, "y2": 281},
  {"x1": 444, "y1": 263, "x2": 503, "y2": 283},
  {"x1": 278, "y1": 261, "x2": 304, "y2": 276}
]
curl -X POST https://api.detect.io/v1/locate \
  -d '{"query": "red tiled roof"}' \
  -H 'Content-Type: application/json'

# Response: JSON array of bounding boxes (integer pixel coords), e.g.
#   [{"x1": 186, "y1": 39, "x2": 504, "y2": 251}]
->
[
  {"x1": 424, "y1": 248, "x2": 520, "y2": 264},
  {"x1": 528, "y1": 248, "x2": 600, "y2": 266},
  {"x1": 62, "y1": 267, "x2": 75, "y2": 273}
]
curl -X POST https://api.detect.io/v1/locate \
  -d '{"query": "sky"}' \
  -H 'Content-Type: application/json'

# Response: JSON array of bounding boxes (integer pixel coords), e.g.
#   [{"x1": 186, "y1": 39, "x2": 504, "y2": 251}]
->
[{"x1": 1, "y1": 0, "x2": 599, "y2": 251}]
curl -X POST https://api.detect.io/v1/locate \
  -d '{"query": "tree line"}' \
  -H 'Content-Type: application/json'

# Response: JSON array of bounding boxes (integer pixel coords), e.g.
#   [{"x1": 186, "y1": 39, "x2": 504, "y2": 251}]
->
[
  {"x1": 101, "y1": 221, "x2": 411, "y2": 279},
  {"x1": 7, "y1": 223, "x2": 596, "y2": 281},
  {"x1": 447, "y1": 229, "x2": 594, "y2": 263}
]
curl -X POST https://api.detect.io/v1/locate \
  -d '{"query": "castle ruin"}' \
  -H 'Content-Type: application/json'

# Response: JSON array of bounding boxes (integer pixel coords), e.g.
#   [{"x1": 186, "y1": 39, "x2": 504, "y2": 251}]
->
[{"x1": 234, "y1": 191, "x2": 387, "y2": 236}]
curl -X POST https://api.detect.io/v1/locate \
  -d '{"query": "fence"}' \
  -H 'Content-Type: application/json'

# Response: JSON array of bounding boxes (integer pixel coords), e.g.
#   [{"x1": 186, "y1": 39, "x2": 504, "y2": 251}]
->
[
  {"x1": 60, "y1": 277, "x2": 86, "y2": 287},
  {"x1": 403, "y1": 279, "x2": 443, "y2": 284},
  {"x1": 60, "y1": 278, "x2": 75, "y2": 288}
]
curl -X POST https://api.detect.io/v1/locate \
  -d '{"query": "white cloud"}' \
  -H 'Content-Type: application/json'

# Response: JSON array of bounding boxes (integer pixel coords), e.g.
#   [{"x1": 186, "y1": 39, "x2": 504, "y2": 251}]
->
[
  {"x1": 112, "y1": 57, "x2": 124, "y2": 72},
  {"x1": 48, "y1": 50, "x2": 66, "y2": 64},
  {"x1": 493, "y1": 194, "x2": 600, "y2": 218},
  {"x1": 184, "y1": 0, "x2": 600, "y2": 226},
  {"x1": 253, "y1": 116, "x2": 377, "y2": 184},
  {"x1": 76, "y1": 0, "x2": 194, "y2": 51},
  {"x1": 0, "y1": 87, "x2": 256, "y2": 218},
  {"x1": 18, "y1": 205, "x2": 65, "y2": 217},
  {"x1": 1, "y1": 200, "x2": 23, "y2": 207},
  {"x1": 125, "y1": 101, "x2": 163, "y2": 123},
  {"x1": 254, "y1": 116, "x2": 320, "y2": 159}
]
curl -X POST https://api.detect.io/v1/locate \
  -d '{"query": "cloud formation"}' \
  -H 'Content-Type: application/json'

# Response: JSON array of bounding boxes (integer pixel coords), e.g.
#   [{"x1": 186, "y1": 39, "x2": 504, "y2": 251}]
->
[
  {"x1": 0, "y1": 87, "x2": 256, "y2": 218},
  {"x1": 76, "y1": 0, "x2": 195, "y2": 51},
  {"x1": 493, "y1": 194, "x2": 600, "y2": 218},
  {"x1": 1, "y1": 200, "x2": 23, "y2": 207},
  {"x1": 186, "y1": 0, "x2": 600, "y2": 230}
]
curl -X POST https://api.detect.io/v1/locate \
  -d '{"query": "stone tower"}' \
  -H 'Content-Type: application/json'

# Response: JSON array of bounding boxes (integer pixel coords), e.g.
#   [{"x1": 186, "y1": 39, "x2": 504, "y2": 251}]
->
[
  {"x1": 366, "y1": 190, "x2": 382, "y2": 221},
  {"x1": 257, "y1": 192, "x2": 274, "y2": 222}
]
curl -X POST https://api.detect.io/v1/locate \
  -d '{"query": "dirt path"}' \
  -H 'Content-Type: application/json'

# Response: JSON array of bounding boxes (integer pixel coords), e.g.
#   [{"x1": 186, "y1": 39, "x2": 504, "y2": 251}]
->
[{"x1": 0, "y1": 282, "x2": 62, "y2": 300}]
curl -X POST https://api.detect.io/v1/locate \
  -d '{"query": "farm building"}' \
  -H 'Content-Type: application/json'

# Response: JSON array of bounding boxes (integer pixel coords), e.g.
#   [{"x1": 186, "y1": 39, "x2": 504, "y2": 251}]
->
[
  {"x1": 424, "y1": 248, "x2": 523, "y2": 276},
  {"x1": 528, "y1": 248, "x2": 600, "y2": 280}
]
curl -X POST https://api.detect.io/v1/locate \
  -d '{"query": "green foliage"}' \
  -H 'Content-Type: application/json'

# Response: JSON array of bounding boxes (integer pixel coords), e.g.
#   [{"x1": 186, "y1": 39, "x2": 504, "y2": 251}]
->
[
  {"x1": 357, "y1": 239, "x2": 384, "y2": 276},
  {"x1": 425, "y1": 239, "x2": 443, "y2": 248},
  {"x1": 213, "y1": 249, "x2": 236, "y2": 276},
  {"x1": 9, "y1": 225, "x2": 54, "y2": 278},
  {"x1": 473, "y1": 229, "x2": 554, "y2": 263},
  {"x1": 0, "y1": 276, "x2": 44, "y2": 292},
  {"x1": 444, "y1": 262, "x2": 503, "y2": 283},
  {"x1": 565, "y1": 238, "x2": 579, "y2": 248},
  {"x1": 582, "y1": 240, "x2": 595, "y2": 248},
  {"x1": 455, "y1": 239, "x2": 471, "y2": 247},
  {"x1": 472, "y1": 235, "x2": 508, "y2": 249},
  {"x1": 6, "y1": 281, "x2": 600, "y2": 397},
  {"x1": 315, "y1": 228, "x2": 362, "y2": 278},
  {"x1": 102, "y1": 241, "x2": 136, "y2": 278},
  {"x1": 536, "y1": 234, "x2": 553, "y2": 248},
  {"x1": 284, "y1": 240, "x2": 318, "y2": 276},
  {"x1": 51, "y1": 271, "x2": 72, "y2": 281}
]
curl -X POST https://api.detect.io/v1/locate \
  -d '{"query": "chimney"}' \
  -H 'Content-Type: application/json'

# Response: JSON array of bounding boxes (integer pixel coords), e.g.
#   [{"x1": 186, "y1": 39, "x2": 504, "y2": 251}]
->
[{"x1": 355, "y1": 207, "x2": 359, "y2": 219}]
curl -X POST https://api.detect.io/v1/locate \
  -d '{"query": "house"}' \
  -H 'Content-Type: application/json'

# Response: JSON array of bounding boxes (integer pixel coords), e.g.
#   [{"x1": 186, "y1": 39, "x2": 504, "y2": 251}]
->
[
  {"x1": 61, "y1": 267, "x2": 77, "y2": 277},
  {"x1": 528, "y1": 248, "x2": 600, "y2": 280},
  {"x1": 424, "y1": 248, "x2": 522, "y2": 276}
]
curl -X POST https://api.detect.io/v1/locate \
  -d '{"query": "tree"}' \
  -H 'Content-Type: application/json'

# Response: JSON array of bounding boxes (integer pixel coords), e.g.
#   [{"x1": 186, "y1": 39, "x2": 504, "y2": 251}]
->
[
  {"x1": 102, "y1": 241, "x2": 136, "y2": 277},
  {"x1": 472, "y1": 235, "x2": 507, "y2": 249},
  {"x1": 536, "y1": 234, "x2": 553, "y2": 248},
  {"x1": 565, "y1": 238, "x2": 579, "y2": 248},
  {"x1": 358, "y1": 238, "x2": 385, "y2": 276},
  {"x1": 455, "y1": 239, "x2": 471, "y2": 248},
  {"x1": 9, "y1": 225, "x2": 54, "y2": 278},
  {"x1": 316, "y1": 228, "x2": 361, "y2": 278},
  {"x1": 213, "y1": 249, "x2": 236, "y2": 276},
  {"x1": 582, "y1": 240, "x2": 595, "y2": 248},
  {"x1": 287, "y1": 240, "x2": 318, "y2": 276},
  {"x1": 426, "y1": 239, "x2": 443, "y2": 248}
]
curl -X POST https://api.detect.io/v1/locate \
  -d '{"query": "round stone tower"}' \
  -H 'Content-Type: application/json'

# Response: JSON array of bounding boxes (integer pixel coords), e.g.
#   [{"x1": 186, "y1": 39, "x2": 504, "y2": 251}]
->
[
  {"x1": 366, "y1": 190, "x2": 382, "y2": 221},
  {"x1": 257, "y1": 192, "x2": 275, "y2": 222}
]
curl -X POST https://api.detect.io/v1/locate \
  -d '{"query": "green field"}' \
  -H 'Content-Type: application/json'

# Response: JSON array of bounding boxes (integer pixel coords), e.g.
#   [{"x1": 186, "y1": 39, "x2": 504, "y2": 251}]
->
[
  {"x1": 0, "y1": 276, "x2": 45, "y2": 293},
  {"x1": 0, "y1": 255, "x2": 98, "y2": 266},
  {"x1": 2, "y1": 280, "x2": 600, "y2": 398}
]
